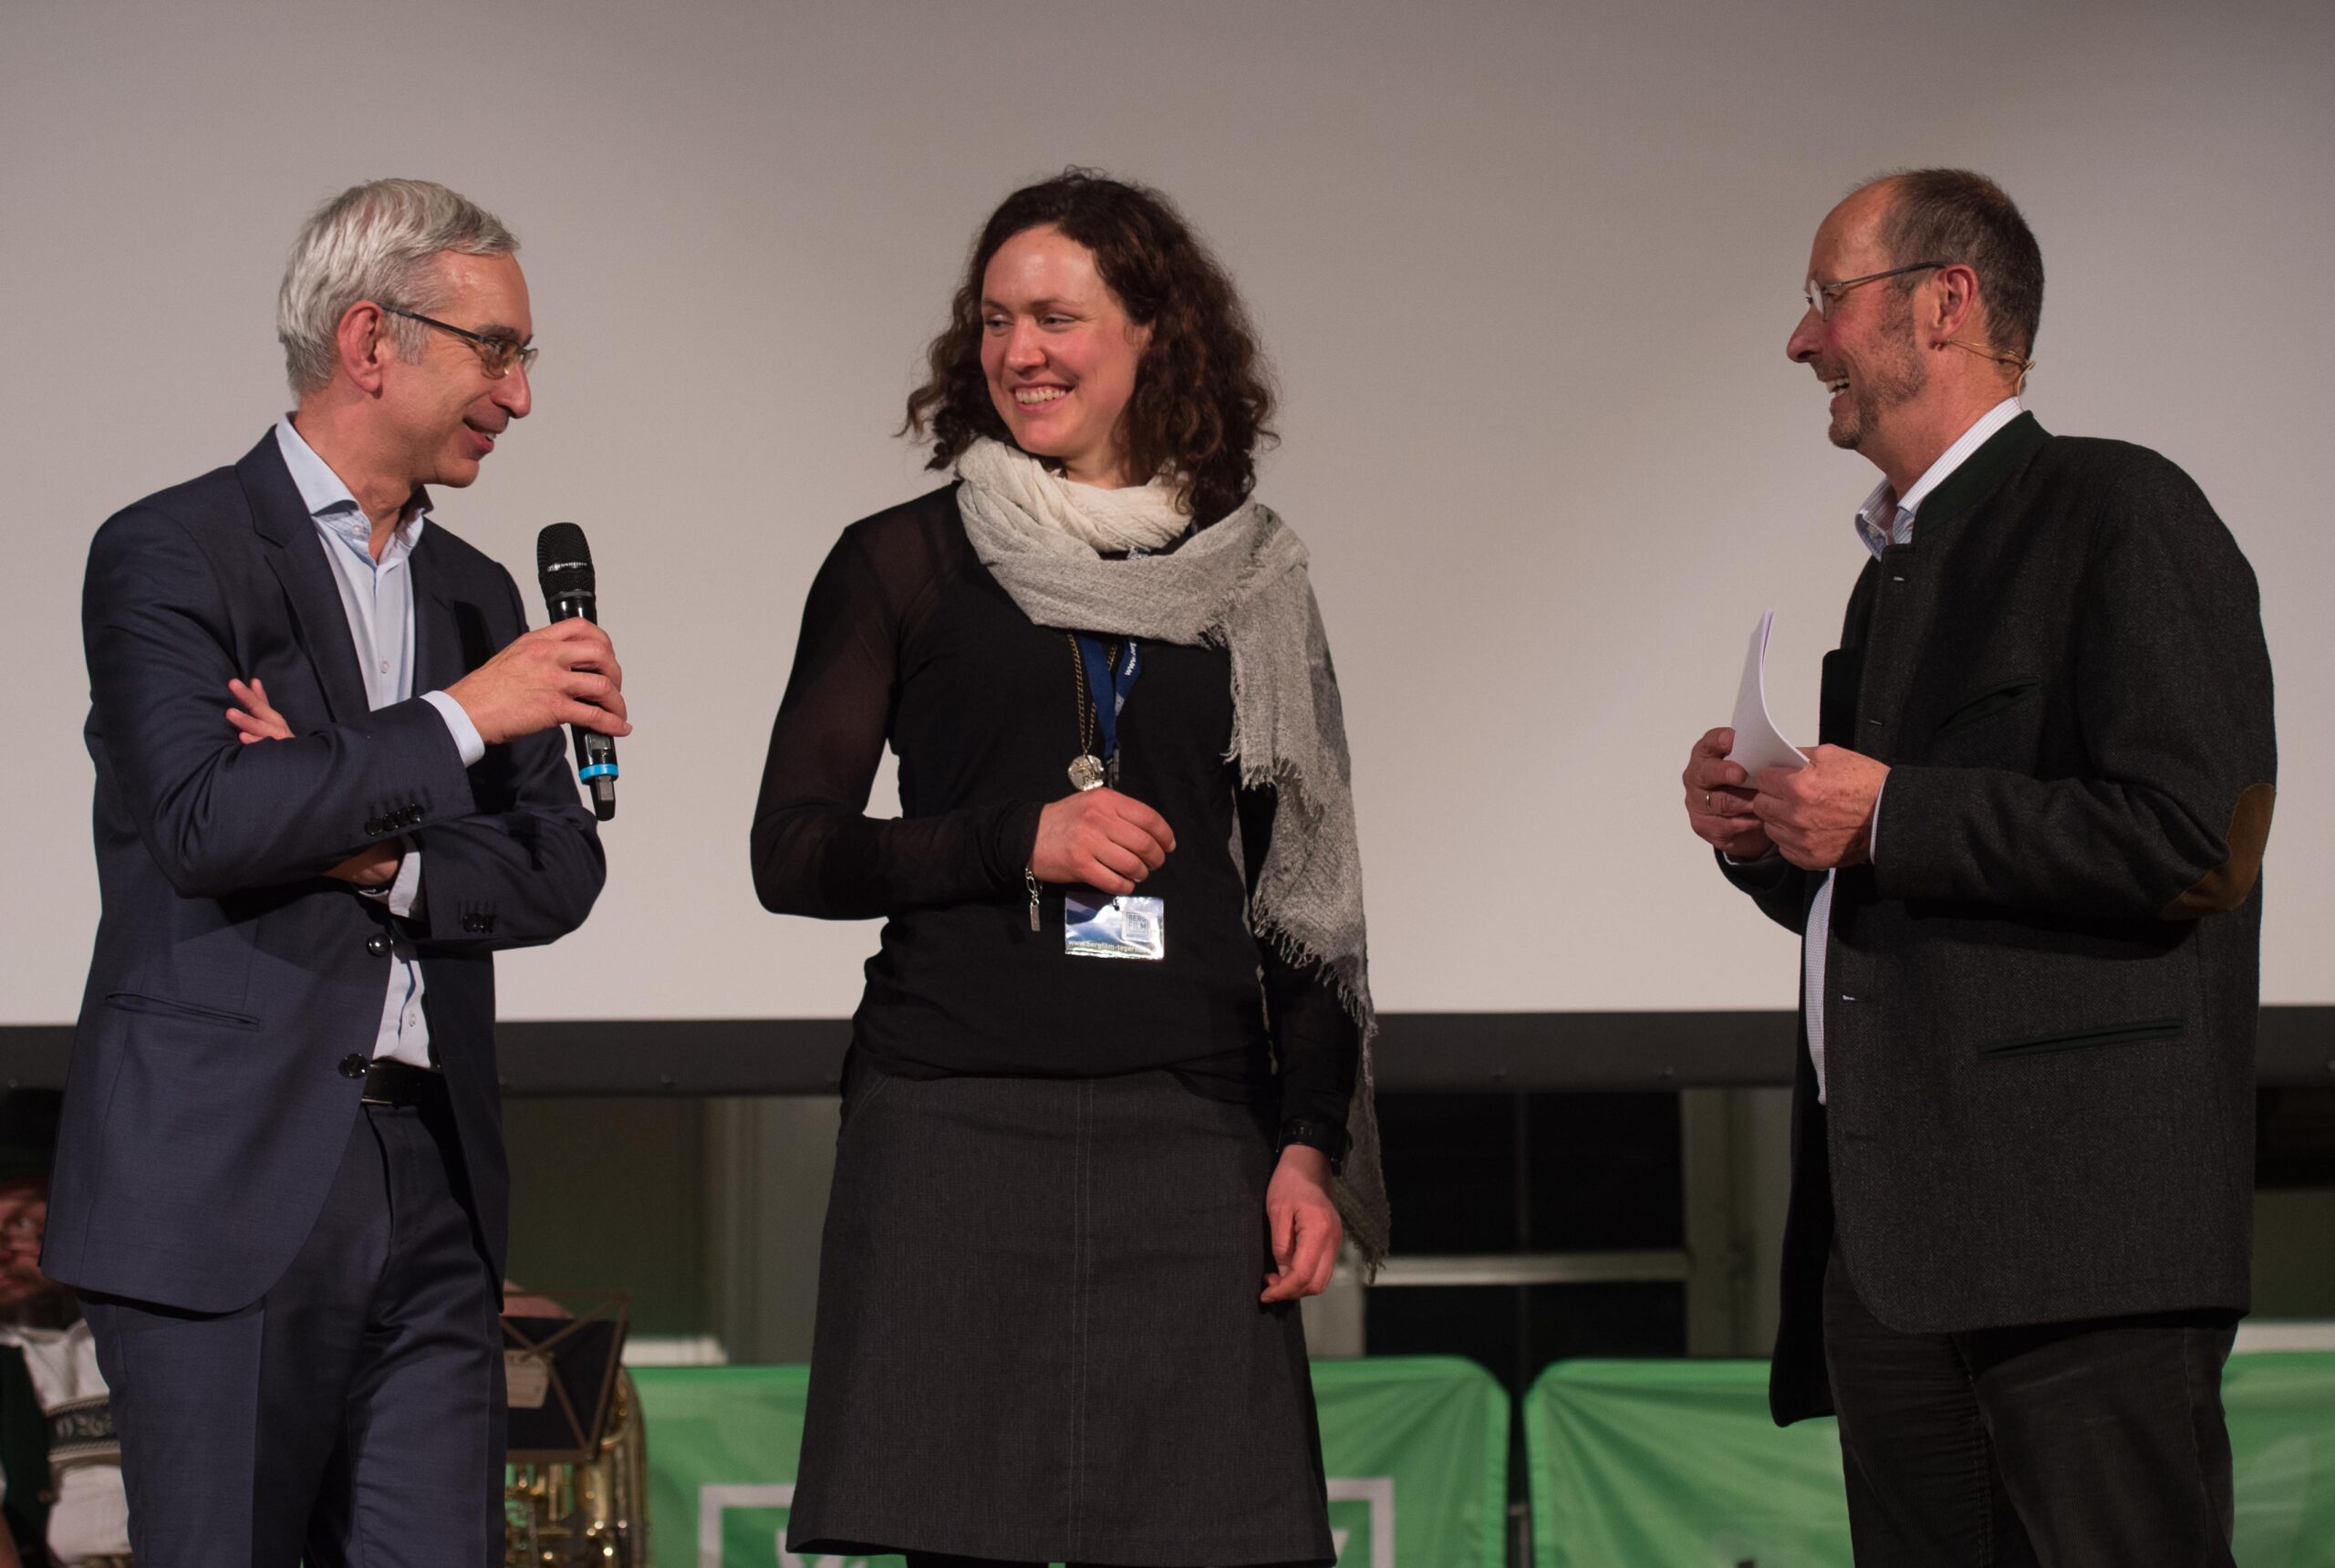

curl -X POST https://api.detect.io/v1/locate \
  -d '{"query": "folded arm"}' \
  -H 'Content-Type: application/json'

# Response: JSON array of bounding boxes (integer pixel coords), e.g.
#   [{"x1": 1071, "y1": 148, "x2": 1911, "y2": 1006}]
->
[{"x1": 84, "y1": 505, "x2": 477, "y2": 898}]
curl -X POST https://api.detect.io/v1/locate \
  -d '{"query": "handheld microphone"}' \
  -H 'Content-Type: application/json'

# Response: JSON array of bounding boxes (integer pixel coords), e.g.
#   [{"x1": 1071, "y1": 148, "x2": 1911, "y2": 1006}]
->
[{"x1": 534, "y1": 523, "x2": 617, "y2": 821}]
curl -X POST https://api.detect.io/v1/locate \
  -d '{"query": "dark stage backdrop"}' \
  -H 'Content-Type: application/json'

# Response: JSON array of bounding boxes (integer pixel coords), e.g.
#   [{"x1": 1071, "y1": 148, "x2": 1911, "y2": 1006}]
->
[{"x1": 4, "y1": 1010, "x2": 2328, "y2": 1096}]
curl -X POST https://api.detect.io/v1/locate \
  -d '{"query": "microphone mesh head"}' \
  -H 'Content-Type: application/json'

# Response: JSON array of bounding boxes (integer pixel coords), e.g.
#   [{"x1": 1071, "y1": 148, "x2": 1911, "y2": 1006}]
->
[{"x1": 536, "y1": 522, "x2": 593, "y2": 586}]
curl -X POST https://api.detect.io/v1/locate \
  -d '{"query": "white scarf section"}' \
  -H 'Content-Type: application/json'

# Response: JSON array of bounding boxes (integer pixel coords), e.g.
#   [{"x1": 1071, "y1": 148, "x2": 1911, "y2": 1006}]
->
[{"x1": 953, "y1": 437, "x2": 1191, "y2": 554}]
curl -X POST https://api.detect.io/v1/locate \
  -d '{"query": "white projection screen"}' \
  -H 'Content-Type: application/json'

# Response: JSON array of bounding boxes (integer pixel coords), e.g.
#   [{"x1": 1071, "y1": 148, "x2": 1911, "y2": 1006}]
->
[{"x1": 4, "y1": 0, "x2": 2330, "y2": 1029}]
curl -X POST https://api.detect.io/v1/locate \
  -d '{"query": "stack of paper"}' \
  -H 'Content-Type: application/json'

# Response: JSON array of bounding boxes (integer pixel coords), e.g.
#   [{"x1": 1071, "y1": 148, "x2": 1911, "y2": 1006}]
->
[{"x1": 1727, "y1": 609, "x2": 1807, "y2": 776}]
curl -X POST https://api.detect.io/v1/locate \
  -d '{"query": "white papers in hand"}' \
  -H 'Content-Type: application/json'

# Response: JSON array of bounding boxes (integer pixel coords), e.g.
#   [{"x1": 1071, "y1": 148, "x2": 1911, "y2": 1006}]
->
[{"x1": 1727, "y1": 610, "x2": 1808, "y2": 777}]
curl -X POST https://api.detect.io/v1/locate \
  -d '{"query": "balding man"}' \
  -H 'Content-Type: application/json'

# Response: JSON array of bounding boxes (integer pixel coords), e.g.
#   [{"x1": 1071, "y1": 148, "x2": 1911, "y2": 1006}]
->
[
  {"x1": 47, "y1": 180, "x2": 628, "y2": 1566},
  {"x1": 1684, "y1": 170, "x2": 2274, "y2": 1565}
]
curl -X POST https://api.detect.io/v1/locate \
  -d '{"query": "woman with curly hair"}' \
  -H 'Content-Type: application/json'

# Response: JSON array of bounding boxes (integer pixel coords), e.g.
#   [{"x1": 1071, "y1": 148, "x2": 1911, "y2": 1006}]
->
[{"x1": 752, "y1": 169, "x2": 1383, "y2": 1568}]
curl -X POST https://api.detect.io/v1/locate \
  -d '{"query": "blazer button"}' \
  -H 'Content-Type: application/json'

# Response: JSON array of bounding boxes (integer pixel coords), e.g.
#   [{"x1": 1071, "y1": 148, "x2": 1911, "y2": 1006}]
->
[
  {"x1": 365, "y1": 933, "x2": 392, "y2": 957},
  {"x1": 338, "y1": 1054, "x2": 368, "y2": 1078},
  {"x1": 402, "y1": 805, "x2": 425, "y2": 826}
]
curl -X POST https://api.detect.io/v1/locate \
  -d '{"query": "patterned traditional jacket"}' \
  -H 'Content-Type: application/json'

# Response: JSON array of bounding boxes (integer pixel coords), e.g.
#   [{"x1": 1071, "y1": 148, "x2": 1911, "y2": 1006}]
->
[{"x1": 1724, "y1": 414, "x2": 2277, "y2": 1424}]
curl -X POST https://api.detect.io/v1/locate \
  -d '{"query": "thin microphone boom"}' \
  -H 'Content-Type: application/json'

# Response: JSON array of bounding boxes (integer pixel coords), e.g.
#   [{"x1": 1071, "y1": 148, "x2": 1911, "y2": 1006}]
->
[{"x1": 534, "y1": 522, "x2": 617, "y2": 821}]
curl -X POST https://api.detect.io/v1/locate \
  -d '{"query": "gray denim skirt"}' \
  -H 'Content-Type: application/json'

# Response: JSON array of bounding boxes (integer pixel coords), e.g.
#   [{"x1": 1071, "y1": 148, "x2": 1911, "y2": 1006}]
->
[{"x1": 784, "y1": 1059, "x2": 1334, "y2": 1566}]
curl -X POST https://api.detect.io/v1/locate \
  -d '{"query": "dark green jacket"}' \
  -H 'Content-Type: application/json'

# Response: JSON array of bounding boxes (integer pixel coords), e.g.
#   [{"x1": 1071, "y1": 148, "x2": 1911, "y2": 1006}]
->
[{"x1": 1724, "y1": 414, "x2": 2278, "y2": 1424}]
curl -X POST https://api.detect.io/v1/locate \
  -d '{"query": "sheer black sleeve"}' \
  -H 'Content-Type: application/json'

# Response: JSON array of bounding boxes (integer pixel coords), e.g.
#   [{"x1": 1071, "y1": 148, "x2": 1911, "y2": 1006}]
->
[
  {"x1": 751, "y1": 518, "x2": 1043, "y2": 919},
  {"x1": 1238, "y1": 784, "x2": 1362, "y2": 1142}
]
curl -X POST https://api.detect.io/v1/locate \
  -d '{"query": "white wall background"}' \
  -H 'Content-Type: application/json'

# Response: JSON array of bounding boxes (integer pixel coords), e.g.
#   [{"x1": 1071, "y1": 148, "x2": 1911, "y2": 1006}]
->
[{"x1": 5, "y1": 0, "x2": 2329, "y2": 1024}]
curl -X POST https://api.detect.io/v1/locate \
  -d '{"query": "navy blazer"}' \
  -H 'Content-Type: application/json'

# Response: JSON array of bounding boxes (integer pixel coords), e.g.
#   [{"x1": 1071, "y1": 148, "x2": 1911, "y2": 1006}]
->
[{"x1": 45, "y1": 432, "x2": 604, "y2": 1314}]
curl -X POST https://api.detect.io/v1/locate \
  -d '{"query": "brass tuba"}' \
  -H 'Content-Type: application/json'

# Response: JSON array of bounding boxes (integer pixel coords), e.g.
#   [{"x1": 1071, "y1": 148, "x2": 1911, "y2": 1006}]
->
[{"x1": 502, "y1": 1292, "x2": 648, "y2": 1566}]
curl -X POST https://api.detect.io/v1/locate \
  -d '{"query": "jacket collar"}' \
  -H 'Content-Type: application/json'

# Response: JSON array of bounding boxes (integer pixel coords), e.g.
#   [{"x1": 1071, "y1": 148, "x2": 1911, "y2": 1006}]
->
[
  {"x1": 1906, "y1": 410, "x2": 2050, "y2": 533},
  {"x1": 234, "y1": 428, "x2": 313, "y2": 547}
]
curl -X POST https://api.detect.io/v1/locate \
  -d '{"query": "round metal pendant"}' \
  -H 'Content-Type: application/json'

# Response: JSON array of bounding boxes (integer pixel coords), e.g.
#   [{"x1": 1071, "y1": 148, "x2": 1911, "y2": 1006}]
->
[{"x1": 1067, "y1": 753, "x2": 1107, "y2": 792}]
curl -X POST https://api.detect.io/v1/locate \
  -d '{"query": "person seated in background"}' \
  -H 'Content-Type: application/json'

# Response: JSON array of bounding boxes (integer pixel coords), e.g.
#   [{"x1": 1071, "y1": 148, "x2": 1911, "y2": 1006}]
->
[{"x1": 0, "y1": 1091, "x2": 130, "y2": 1568}]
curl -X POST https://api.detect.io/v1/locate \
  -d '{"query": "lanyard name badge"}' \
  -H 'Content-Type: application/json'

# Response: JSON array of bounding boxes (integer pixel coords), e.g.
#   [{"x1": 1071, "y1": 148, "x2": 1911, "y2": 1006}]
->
[{"x1": 1063, "y1": 630, "x2": 1164, "y2": 961}]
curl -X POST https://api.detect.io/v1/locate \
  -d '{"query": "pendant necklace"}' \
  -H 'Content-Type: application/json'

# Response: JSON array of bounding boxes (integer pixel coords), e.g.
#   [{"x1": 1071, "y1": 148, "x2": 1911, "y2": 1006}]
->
[{"x1": 1065, "y1": 632, "x2": 1106, "y2": 791}]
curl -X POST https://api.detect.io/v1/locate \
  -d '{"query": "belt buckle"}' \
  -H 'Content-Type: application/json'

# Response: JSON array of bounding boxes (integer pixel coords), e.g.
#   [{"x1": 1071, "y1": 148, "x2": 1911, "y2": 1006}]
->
[{"x1": 359, "y1": 1063, "x2": 400, "y2": 1107}]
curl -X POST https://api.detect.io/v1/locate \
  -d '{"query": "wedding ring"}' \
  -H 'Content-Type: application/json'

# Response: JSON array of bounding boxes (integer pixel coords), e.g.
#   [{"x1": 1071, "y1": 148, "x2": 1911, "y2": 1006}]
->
[{"x1": 1704, "y1": 791, "x2": 1714, "y2": 812}]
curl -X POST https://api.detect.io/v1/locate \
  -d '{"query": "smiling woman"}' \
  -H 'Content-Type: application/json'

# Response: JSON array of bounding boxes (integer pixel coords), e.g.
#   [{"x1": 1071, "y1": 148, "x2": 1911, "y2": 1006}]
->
[
  {"x1": 904, "y1": 168, "x2": 1276, "y2": 526},
  {"x1": 752, "y1": 170, "x2": 1378, "y2": 1568},
  {"x1": 974, "y1": 224, "x2": 1151, "y2": 487}
]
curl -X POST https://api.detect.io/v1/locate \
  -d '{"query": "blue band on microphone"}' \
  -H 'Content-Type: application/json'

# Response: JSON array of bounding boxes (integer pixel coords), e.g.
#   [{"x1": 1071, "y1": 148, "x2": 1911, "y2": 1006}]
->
[{"x1": 578, "y1": 763, "x2": 619, "y2": 781}]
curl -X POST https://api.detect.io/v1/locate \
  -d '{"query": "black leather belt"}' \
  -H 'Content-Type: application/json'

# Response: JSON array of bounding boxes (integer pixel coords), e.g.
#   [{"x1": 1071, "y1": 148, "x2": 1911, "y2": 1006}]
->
[{"x1": 359, "y1": 1059, "x2": 447, "y2": 1107}]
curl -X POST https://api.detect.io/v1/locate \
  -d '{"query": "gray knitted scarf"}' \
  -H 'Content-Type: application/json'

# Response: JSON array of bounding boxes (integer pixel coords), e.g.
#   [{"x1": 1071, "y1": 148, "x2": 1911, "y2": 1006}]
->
[{"x1": 957, "y1": 445, "x2": 1388, "y2": 1268}]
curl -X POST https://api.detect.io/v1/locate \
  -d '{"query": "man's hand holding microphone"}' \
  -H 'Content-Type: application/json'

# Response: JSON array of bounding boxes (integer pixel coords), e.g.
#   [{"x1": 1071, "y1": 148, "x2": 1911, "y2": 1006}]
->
[{"x1": 442, "y1": 615, "x2": 630, "y2": 749}]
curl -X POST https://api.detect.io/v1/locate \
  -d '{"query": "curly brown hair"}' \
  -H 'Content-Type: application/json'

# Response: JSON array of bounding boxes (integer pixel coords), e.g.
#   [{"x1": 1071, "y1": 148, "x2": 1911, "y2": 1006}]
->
[{"x1": 904, "y1": 169, "x2": 1277, "y2": 526}]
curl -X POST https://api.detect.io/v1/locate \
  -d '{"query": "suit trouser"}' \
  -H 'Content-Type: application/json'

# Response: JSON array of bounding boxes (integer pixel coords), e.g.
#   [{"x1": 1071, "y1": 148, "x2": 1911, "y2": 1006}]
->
[
  {"x1": 1822, "y1": 1245, "x2": 2236, "y2": 1568},
  {"x1": 81, "y1": 1087, "x2": 503, "y2": 1568}
]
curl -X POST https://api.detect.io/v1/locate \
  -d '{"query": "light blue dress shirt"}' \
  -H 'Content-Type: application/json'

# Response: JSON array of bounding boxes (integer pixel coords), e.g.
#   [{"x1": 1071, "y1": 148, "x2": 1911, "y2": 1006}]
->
[
  {"x1": 273, "y1": 417, "x2": 486, "y2": 1068},
  {"x1": 1801, "y1": 396, "x2": 2023, "y2": 1101}
]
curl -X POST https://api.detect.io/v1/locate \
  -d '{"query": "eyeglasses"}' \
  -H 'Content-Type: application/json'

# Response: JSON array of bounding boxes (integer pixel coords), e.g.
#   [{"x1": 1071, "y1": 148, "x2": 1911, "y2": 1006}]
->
[
  {"x1": 382, "y1": 306, "x2": 538, "y2": 378},
  {"x1": 1803, "y1": 261, "x2": 1946, "y2": 320}
]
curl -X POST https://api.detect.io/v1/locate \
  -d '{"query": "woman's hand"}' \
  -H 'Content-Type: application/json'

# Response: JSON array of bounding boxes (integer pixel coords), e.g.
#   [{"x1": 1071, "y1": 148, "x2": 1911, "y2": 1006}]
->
[
  {"x1": 1261, "y1": 1144, "x2": 1343, "y2": 1303},
  {"x1": 1030, "y1": 787, "x2": 1176, "y2": 895}
]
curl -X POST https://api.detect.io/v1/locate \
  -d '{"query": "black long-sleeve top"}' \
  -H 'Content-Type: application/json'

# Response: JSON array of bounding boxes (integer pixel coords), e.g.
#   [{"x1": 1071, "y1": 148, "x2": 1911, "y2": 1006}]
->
[{"x1": 752, "y1": 484, "x2": 1358, "y2": 1133}]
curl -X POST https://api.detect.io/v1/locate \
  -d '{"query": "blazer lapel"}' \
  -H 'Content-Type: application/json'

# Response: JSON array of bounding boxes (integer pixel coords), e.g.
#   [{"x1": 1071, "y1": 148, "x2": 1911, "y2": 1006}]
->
[
  {"x1": 239, "y1": 433, "x2": 370, "y2": 722},
  {"x1": 408, "y1": 529, "x2": 480, "y2": 698}
]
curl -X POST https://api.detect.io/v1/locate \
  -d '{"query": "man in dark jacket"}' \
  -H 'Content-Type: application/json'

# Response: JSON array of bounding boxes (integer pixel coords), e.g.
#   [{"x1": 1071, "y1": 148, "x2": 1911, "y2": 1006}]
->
[
  {"x1": 46, "y1": 180, "x2": 630, "y2": 1567},
  {"x1": 1682, "y1": 170, "x2": 2275, "y2": 1566}
]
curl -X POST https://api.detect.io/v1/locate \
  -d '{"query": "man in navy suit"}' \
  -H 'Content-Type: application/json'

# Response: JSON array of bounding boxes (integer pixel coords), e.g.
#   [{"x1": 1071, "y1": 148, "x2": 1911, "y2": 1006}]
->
[{"x1": 43, "y1": 179, "x2": 630, "y2": 1566}]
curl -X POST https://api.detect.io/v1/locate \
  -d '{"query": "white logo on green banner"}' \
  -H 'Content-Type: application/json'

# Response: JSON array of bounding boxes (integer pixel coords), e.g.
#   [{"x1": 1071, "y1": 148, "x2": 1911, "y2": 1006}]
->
[
  {"x1": 698, "y1": 1483, "x2": 892, "y2": 1568},
  {"x1": 1326, "y1": 1476, "x2": 1396, "y2": 1568}
]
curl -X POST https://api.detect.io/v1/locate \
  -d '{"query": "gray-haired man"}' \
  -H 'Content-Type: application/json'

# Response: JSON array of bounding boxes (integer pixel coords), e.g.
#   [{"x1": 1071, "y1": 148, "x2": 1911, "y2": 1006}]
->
[{"x1": 46, "y1": 180, "x2": 629, "y2": 1566}]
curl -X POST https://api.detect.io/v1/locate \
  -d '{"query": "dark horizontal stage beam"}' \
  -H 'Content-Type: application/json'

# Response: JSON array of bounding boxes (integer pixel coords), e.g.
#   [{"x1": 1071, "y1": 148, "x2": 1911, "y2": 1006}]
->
[{"x1": 5, "y1": 1009, "x2": 2330, "y2": 1096}]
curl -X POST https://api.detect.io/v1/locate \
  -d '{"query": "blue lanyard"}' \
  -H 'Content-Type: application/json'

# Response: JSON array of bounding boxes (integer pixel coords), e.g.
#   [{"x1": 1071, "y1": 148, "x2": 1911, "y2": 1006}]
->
[{"x1": 1076, "y1": 634, "x2": 1142, "y2": 762}]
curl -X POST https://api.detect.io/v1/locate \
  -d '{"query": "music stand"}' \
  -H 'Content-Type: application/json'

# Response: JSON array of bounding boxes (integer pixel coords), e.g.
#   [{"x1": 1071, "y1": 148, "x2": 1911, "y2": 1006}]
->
[{"x1": 503, "y1": 1290, "x2": 630, "y2": 1464}]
